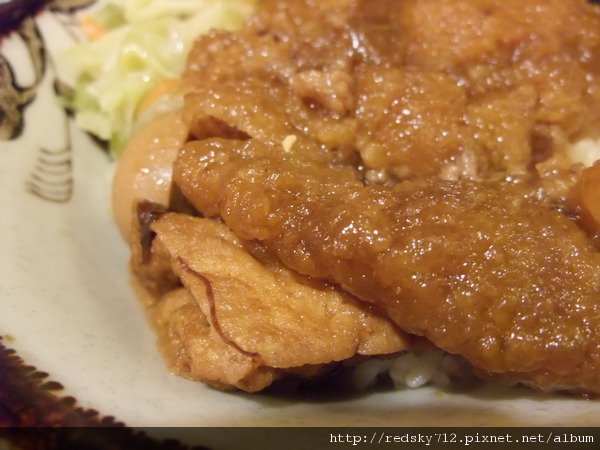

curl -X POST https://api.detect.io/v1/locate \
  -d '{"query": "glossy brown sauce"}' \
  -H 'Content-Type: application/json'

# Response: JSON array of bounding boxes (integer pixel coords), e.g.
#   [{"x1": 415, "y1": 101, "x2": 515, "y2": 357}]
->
[{"x1": 171, "y1": 0, "x2": 600, "y2": 394}]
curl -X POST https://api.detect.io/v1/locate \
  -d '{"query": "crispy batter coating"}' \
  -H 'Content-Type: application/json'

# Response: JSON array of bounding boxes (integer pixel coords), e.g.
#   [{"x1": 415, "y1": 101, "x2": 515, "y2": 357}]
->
[
  {"x1": 175, "y1": 138, "x2": 600, "y2": 394},
  {"x1": 183, "y1": 0, "x2": 600, "y2": 191},
  {"x1": 128, "y1": 0, "x2": 600, "y2": 394},
  {"x1": 132, "y1": 212, "x2": 406, "y2": 391},
  {"x1": 152, "y1": 287, "x2": 278, "y2": 392}
]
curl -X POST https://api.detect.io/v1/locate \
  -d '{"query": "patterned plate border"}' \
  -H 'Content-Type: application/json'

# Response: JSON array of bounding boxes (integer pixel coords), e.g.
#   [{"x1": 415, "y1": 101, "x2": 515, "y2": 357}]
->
[{"x1": 0, "y1": 2, "x2": 205, "y2": 445}]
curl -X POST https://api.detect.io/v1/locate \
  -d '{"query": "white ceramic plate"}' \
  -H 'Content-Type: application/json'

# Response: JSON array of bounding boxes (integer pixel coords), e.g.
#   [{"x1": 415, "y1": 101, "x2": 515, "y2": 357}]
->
[{"x1": 1, "y1": 2, "x2": 600, "y2": 430}]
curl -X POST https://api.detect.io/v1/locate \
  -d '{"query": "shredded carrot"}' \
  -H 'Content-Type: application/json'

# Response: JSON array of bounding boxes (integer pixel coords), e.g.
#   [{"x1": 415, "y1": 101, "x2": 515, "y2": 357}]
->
[{"x1": 81, "y1": 16, "x2": 106, "y2": 40}]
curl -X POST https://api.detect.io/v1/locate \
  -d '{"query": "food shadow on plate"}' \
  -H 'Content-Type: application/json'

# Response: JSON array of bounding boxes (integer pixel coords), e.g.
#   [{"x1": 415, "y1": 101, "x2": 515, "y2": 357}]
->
[
  {"x1": 231, "y1": 365, "x2": 593, "y2": 427},
  {"x1": 251, "y1": 360, "x2": 580, "y2": 405}
]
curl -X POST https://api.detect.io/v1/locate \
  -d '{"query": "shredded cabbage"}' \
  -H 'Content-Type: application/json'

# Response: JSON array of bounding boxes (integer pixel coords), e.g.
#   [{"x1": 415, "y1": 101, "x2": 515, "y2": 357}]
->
[{"x1": 64, "y1": 0, "x2": 255, "y2": 156}]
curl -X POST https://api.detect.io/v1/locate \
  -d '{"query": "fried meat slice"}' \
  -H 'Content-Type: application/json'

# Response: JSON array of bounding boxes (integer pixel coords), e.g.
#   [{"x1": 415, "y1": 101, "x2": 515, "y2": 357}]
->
[
  {"x1": 150, "y1": 287, "x2": 278, "y2": 392},
  {"x1": 132, "y1": 212, "x2": 407, "y2": 391},
  {"x1": 182, "y1": 0, "x2": 600, "y2": 192},
  {"x1": 174, "y1": 137, "x2": 600, "y2": 394}
]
